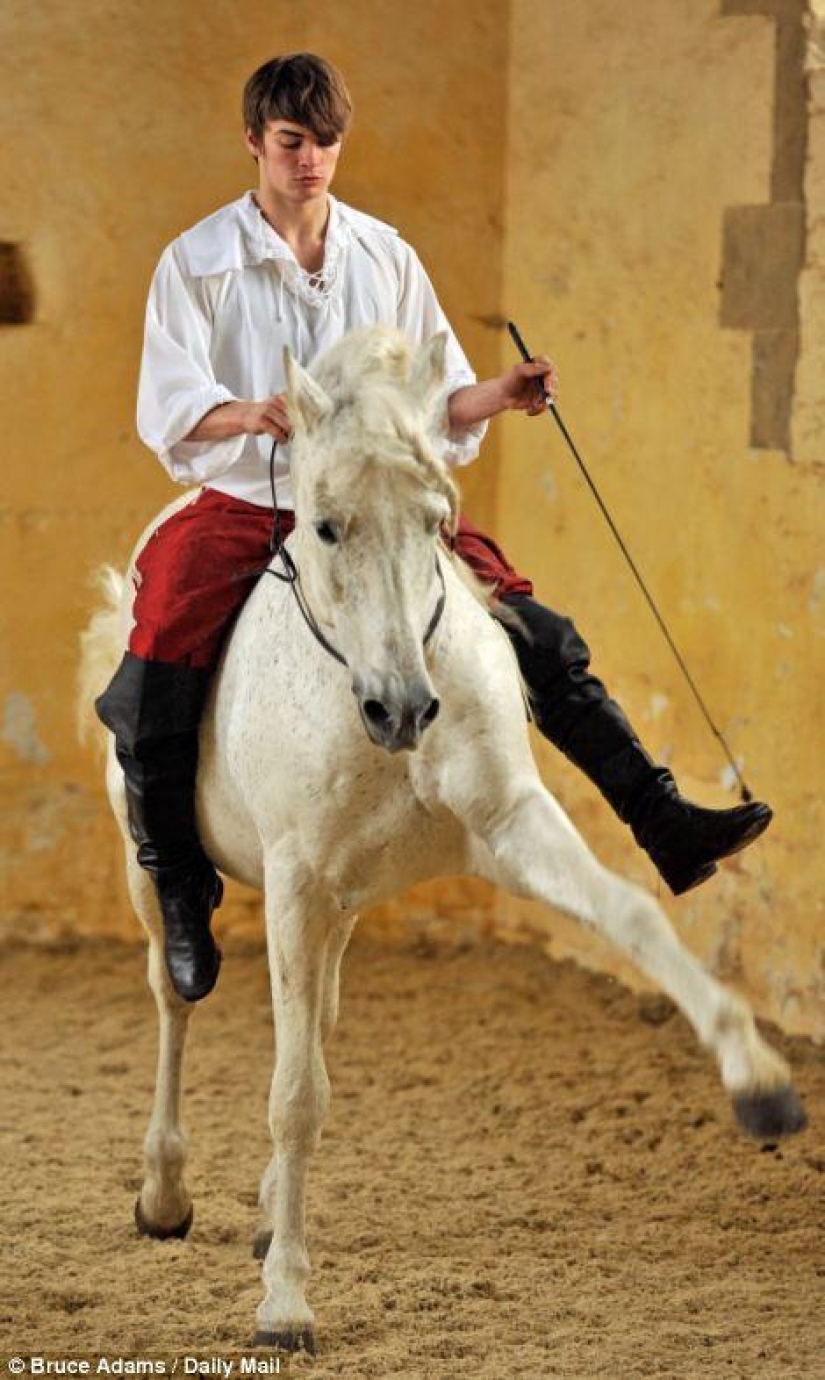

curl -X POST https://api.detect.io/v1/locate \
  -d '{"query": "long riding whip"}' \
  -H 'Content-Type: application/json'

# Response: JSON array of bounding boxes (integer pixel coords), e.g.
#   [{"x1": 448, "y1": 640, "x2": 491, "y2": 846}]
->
[{"x1": 507, "y1": 319, "x2": 754, "y2": 804}]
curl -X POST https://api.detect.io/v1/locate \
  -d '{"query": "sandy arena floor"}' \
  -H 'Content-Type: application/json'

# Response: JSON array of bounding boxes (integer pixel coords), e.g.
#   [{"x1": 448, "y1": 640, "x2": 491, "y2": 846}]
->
[{"x1": 1, "y1": 932, "x2": 823, "y2": 1379}]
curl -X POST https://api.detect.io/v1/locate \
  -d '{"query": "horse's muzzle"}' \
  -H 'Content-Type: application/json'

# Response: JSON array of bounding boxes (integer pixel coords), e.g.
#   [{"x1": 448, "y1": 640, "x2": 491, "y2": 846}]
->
[{"x1": 356, "y1": 684, "x2": 440, "y2": 753}]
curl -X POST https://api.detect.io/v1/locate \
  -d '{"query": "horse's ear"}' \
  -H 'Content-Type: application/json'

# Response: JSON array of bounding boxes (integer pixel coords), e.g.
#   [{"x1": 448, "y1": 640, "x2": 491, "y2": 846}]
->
[
  {"x1": 283, "y1": 347, "x2": 333, "y2": 431},
  {"x1": 409, "y1": 332, "x2": 448, "y2": 409}
]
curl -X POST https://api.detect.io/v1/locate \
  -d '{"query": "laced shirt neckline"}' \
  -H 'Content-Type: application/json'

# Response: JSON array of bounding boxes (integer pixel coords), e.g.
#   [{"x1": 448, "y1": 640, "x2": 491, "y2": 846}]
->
[{"x1": 248, "y1": 191, "x2": 346, "y2": 310}]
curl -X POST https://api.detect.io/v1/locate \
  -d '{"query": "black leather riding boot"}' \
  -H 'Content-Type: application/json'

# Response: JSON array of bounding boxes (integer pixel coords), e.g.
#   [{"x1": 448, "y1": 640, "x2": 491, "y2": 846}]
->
[
  {"x1": 498, "y1": 594, "x2": 772, "y2": 894},
  {"x1": 95, "y1": 652, "x2": 223, "y2": 1001}
]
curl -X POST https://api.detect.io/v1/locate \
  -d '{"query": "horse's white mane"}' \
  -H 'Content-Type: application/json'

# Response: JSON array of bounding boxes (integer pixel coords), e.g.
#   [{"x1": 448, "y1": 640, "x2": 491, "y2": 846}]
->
[
  {"x1": 311, "y1": 323, "x2": 412, "y2": 398},
  {"x1": 308, "y1": 327, "x2": 459, "y2": 523},
  {"x1": 302, "y1": 325, "x2": 524, "y2": 624}
]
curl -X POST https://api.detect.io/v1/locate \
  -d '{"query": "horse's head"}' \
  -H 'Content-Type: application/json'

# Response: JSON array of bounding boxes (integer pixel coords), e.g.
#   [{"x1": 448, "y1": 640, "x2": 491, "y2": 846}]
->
[{"x1": 283, "y1": 327, "x2": 458, "y2": 754}]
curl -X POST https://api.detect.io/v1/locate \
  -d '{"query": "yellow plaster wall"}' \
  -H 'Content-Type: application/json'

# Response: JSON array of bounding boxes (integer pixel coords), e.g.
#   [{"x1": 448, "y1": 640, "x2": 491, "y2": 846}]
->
[
  {"x1": 0, "y1": 0, "x2": 505, "y2": 944},
  {"x1": 795, "y1": 0, "x2": 825, "y2": 458},
  {"x1": 2, "y1": 2, "x2": 822, "y2": 1038},
  {"x1": 496, "y1": 0, "x2": 824, "y2": 1038}
]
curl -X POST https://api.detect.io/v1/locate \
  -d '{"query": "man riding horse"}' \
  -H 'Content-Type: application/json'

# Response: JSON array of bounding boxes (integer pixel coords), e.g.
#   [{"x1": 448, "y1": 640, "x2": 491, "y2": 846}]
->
[{"x1": 95, "y1": 52, "x2": 771, "y2": 1004}]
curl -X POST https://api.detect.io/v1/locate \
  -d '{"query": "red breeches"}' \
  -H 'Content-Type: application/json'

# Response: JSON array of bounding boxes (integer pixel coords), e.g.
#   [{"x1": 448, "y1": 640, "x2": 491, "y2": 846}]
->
[{"x1": 128, "y1": 487, "x2": 533, "y2": 670}]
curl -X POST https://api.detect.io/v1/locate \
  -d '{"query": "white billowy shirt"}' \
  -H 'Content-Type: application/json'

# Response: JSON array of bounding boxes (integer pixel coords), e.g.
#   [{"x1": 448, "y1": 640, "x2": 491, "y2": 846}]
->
[{"x1": 136, "y1": 190, "x2": 487, "y2": 508}]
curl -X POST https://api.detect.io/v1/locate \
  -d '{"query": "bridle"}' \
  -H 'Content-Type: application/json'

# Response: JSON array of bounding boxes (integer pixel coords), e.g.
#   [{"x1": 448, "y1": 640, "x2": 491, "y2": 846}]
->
[{"x1": 262, "y1": 437, "x2": 447, "y2": 671}]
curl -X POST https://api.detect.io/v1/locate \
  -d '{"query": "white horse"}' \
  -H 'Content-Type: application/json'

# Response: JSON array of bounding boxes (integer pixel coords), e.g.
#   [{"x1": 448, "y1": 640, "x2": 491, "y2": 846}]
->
[{"x1": 79, "y1": 325, "x2": 805, "y2": 1354}]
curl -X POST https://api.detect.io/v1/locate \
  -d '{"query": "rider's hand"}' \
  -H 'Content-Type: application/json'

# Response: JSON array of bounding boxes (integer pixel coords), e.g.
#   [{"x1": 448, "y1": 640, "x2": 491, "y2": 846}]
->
[
  {"x1": 244, "y1": 393, "x2": 293, "y2": 442},
  {"x1": 498, "y1": 356, "x2": 559, "y2": 417}
]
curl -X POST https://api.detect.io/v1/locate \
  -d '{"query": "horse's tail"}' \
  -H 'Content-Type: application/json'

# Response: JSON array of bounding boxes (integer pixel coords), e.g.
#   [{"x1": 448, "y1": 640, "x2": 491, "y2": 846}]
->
[{"x1": 77, "y1": 565, "x2": 124, "y2": 750}]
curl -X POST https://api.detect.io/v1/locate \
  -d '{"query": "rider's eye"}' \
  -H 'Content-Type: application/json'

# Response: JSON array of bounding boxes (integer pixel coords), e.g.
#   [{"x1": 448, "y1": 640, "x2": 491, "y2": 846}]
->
[{"x1": 315, "y1": 521, "x2": 338, "y2": 546}]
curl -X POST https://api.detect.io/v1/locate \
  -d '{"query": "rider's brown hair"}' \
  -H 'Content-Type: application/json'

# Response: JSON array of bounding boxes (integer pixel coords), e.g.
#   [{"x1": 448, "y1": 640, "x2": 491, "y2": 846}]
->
[{"x1": 242, "y1": 53, "x2": 353, "y2": 148}]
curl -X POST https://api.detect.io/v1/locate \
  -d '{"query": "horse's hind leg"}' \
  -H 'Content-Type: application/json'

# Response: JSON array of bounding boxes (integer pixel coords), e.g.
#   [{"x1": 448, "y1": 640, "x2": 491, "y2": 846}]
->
[
  {"x1": 119, "y1": 829, "x2": 196, "y2": 1238},
  {"x1": 103, "y1": 738, "x2": 196, "y2": 1237},
  {"x1": 320, "y1": 911, "x2": 358, "y2": 1044},
  {"x1": 466, "y1": 778, "x2": 806, "y2": 1138}
]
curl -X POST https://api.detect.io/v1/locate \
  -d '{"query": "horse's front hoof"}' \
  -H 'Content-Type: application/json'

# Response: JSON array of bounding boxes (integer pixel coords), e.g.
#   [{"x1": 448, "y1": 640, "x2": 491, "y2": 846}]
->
[
  {"x1": 134, "y1": 1197, "x2": 194, "y2": 1240},
  {"x1": 252, "y1": 1229, "x2": 273, "y2": 1260},
  {"x1": 733, "y1": 1086, "x2": 808, "y2": 1141},
  {"x1": 252, "y1": 1327, "x2": 316, "y2": 1356}
]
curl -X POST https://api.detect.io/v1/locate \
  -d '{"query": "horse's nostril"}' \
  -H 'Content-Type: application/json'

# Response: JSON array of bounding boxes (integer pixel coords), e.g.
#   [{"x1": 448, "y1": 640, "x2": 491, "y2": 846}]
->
[
  {"x1": 421, "y1": 698, "x2": 440, "y2": 727},
  {"x1": 363, "y1": 699, "x2": 391, "y2": 728}
]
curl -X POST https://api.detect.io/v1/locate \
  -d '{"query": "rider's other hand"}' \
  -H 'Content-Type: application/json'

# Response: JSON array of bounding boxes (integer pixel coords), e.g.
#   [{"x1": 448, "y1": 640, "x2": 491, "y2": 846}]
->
[
  {"x1": 245, "y1": 393, "x2": 293, "y2": 442},
  {"x1": 500, "y1": 356, "x2": 559, "y2": 416}
]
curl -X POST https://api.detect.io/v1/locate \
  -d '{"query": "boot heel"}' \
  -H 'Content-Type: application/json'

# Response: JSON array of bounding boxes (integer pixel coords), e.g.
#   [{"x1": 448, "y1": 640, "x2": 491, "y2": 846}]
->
[{"x1": 665, "y1": 859, "x2": 718, "y2": 897}]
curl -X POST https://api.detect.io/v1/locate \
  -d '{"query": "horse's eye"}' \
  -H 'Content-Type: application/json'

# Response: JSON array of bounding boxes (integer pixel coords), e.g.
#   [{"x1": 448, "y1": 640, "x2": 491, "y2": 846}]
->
[{"x1": 315, "y1": 521, "x2": 338, "y2": 546}]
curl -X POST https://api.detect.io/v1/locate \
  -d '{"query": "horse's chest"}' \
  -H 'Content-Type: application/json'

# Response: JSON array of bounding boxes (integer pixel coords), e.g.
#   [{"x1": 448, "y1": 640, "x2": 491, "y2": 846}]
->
[
  {"x1": 309, "y1": 771, "x2": 427, "y2": 857},
  {"x1": 298, "y1": 771, "x2": 450, "y2": 904}
]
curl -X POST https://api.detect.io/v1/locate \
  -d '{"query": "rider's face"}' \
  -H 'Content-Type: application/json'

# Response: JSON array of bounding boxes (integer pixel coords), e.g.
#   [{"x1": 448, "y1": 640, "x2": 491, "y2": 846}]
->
[{"x1": 244, "y1": 120, "x2": 342, "y2": 203}]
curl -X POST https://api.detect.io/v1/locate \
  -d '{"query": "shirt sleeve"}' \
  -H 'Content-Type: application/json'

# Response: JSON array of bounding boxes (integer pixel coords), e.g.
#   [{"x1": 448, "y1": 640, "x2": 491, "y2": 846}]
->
[
  {"x1": 136, "y1": 243, "x2": 245, "y2": 486},
  {"x1": 394, "y1": 242, "x2": 487, "y2": 468}
]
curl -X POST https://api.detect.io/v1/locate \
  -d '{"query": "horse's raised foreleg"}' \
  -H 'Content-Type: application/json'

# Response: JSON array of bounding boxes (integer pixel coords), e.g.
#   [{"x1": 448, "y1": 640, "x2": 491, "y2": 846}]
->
[
  {"x1": 253, "y1": 876, "x2": 337, "y2": 1354},
  {"x1": 462, "y1": 776, "x2": 806, "y2": 1138},
  {"x1": 253, "y1": 910, "x2": 355, "y2": 1263}
]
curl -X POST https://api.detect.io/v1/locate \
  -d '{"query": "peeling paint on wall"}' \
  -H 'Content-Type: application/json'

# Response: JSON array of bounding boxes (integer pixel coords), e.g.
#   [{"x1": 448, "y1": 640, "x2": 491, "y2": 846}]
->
[{"x1": 2, "y1": 693, "x2": 49, "y2": 765}]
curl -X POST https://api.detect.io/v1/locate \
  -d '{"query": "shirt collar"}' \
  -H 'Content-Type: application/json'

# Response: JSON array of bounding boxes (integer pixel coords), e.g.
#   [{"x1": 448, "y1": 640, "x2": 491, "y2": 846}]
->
[
  {"x1": 178, "y1": 190, "x2": 394, "y2": 278},
  {"x1": 240, "y1": 189, "x2": 348, "y2": 267}
]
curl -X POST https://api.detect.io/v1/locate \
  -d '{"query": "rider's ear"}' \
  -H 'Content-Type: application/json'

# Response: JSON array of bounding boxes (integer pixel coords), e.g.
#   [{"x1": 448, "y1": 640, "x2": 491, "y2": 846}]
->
[
  {"x1": 283, "y1": 347, "x2": 334, "y2": 431},
  {"x1": 409, "y1": 332, "x2": 448, "y2": 413}
]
